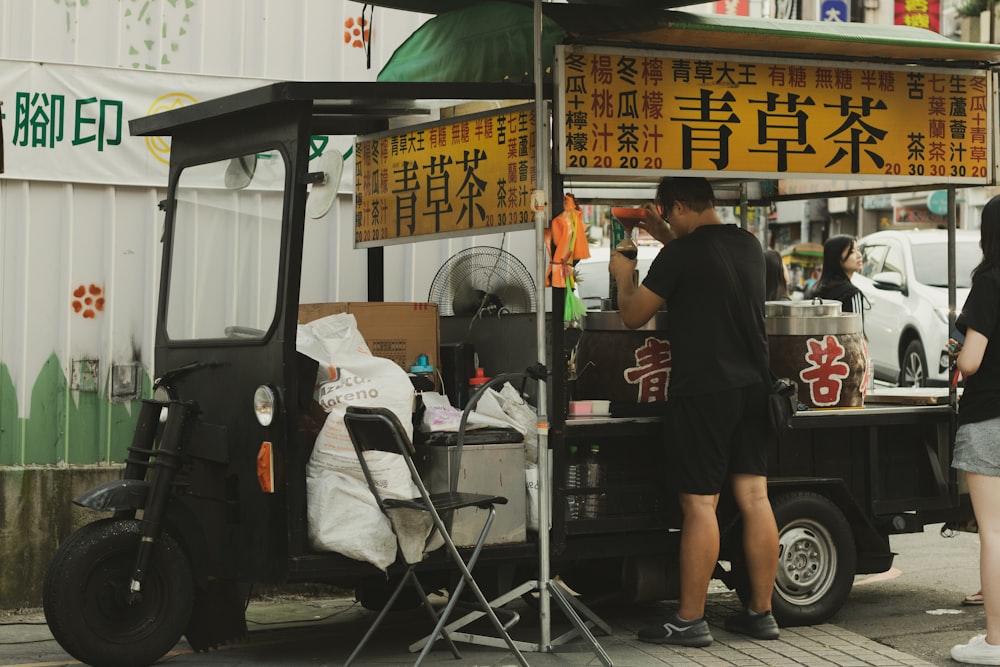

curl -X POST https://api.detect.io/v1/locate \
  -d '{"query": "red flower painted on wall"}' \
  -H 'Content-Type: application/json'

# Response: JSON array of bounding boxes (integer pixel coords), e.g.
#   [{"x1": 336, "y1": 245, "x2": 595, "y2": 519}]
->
[
  {"x1": 344, "y1": 16, "x2": 370, "y2": 49},
  {"x1": 72, "y1": 284, "x2": 105, "y2": 319}
]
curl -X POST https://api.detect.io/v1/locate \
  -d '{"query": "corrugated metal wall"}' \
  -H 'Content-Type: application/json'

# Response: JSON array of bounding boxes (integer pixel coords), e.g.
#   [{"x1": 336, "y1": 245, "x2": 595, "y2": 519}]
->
[
  {"x1": 0, "y1": 0, "x2": 538, "y2": 465},
  {"x1": 0, "y1": 181, "x2": 161, "y2": 464},
  {"x1": 1, "y1": 0, "x2": 410, "y2": 80}
]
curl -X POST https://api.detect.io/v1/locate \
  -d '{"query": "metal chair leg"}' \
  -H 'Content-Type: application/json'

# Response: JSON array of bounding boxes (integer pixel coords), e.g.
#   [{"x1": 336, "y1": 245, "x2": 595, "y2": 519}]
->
[
  {"x1": 410, "y1": 573, "x2": 462, "y2": 659},
  {"x1": 343, "y1": 570, "x2": 411, "y2": 667},
  {"x1": 414, "y1": 506, "x2": 529, "y2": 667},
  {"x1": 344, "y1": 566, "x2": 460, "y2": 666}
]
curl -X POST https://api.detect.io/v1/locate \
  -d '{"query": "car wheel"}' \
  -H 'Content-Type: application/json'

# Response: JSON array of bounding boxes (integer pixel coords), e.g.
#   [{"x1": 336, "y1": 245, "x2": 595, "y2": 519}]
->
[{"x1": 899, "y1": 339, "x2": 927, "y2": 387}]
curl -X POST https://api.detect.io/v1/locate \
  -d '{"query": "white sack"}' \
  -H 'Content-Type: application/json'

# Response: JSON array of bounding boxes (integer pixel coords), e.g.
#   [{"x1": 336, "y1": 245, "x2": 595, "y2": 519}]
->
[{"x1": 298, "y1": 313, "x2": 428, "y2": 569}]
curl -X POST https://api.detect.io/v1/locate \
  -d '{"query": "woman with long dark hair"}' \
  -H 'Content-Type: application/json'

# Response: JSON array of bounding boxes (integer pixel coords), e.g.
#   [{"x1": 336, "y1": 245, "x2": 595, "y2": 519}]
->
[
  {"x1": 764, "y1": 249, "x2": 790, "y2": 302},
  {"x1": 950, "y1": 195, "x2": 1000, "y2": 665},
  {"x1": 807, "y1": 235, "x2": 864, "y2": 316}
]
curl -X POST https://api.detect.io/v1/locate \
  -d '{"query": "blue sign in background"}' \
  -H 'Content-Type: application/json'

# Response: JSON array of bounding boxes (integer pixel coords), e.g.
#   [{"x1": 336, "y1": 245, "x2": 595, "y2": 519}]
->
[{"x1": 819, "y1": 0, "x2": 850, "y2": 21}]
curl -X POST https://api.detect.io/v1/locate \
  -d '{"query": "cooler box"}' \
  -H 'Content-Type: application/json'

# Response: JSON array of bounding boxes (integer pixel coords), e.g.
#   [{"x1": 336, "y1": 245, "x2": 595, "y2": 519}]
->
[{"x1": 425, "y1": 437, "x2": 527, "y2": 548}]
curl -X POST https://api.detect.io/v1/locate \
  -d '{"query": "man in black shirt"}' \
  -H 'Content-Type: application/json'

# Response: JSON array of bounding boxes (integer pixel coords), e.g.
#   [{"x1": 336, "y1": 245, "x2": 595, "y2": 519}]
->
[{"x1": 610, "y1": 176, "x2": 780, "y2": 647}]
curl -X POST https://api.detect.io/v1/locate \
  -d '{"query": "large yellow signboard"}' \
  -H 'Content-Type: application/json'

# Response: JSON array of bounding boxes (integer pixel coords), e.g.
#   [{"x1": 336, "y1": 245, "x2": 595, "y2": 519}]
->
[
  {"x1": 354, "y1": 104, "x2": 536, "y2": 247},
  {"x1": 556, "y1": 45, "x2": 992, "y2": 184}
]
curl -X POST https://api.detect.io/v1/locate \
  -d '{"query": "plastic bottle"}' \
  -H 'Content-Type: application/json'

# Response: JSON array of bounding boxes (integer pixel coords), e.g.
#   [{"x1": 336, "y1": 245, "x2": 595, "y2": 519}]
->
[
  {"x1": 582, "y1": 444, "x2": 607, "y2": 519},
  {"x1": 583, "y1": 444, "x2": 605, "y2": 487},
  {"x1": 468, "y1": 367, "x2": 490, "y2": 399},
  {"x1": 565, "y1": 445, "x2": 581, "y2": 520},
  {"x1": 408, "y1": 353, "x2": 435, "y2": 392}
]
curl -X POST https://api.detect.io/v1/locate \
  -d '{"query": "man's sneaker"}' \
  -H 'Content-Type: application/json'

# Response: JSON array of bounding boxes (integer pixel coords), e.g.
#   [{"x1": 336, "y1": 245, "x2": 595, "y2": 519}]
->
[
  {"x1": 724, "y1": 609, "x2": 780, "y2": 640},
  {"x1": 638, "y1": 611, "x2": 713, "y2": 647},
  {"x1": 952, "y1": 634, "x2": 1000, "y2": 664}
]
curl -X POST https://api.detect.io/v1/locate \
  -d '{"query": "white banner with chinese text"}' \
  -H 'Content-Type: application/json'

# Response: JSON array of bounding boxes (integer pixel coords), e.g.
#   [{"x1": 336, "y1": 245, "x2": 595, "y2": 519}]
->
[{"x1": 0, "y1": 60, "x2": 274, "y2": 187}]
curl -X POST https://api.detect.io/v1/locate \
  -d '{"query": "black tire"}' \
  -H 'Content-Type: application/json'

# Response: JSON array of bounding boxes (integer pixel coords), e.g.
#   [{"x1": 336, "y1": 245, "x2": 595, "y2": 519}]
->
[
  {"x1": 899, "y1": 338, "x2": 927, "y2": 387},
  {"x1": 43, "y1": 518, "x2": 194, "y2": 667},
  {"x1": 356, "y1": 576, "x2": 424, "y2": 612},
  {"x1": 557, "y1": 557, "x2": 624, "y2": 597},
  {"x1": 766, "y1": 492, "x2": 856, "y2": 626}
]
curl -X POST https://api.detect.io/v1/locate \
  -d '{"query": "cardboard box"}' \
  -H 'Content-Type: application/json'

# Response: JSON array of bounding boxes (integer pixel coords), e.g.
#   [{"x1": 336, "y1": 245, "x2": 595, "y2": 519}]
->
[{"x1": 298, "y1": 302, "x2": 440, "y2": 382}]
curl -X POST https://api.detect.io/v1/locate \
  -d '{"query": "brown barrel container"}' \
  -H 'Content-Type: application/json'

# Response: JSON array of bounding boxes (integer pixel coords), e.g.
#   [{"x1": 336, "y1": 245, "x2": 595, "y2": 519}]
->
[
  {"x1": 766, "y1": 300, "x2": 868, "y2": 409},
  {"x1": 573, "y1": 311, "x2": 671, "y2": 404}
]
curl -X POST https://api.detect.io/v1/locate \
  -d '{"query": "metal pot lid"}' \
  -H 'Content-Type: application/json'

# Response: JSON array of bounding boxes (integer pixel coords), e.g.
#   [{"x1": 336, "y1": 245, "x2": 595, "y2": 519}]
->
[
  {"x1": 765, "y1": 299, "x2": 843, "y2": 318},
  {"x1": 765, "y1": 299, "x2": 862, "y2": 335}
]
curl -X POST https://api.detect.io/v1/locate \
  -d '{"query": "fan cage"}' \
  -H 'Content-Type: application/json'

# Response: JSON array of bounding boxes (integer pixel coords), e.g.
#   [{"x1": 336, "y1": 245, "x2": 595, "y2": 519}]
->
[{"x1": 428, "y1": 247, "x2": 537, "y2": 317}]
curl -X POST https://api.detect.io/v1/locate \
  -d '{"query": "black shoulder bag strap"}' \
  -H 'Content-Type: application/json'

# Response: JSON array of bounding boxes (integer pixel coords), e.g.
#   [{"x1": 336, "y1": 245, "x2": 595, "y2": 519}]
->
[{"x1": 707, "y1": 231, "x2": 771, "y2": 386}]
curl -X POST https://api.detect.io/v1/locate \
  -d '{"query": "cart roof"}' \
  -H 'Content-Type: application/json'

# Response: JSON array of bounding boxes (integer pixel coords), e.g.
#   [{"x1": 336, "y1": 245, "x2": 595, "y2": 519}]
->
[
  {"x1": 566, "y1": 11, "x2": 1000, "y2": 64},
  {"x1": 131, "y1": 4, "x2": 1000, "y2": 139},
  {"x1": 128, "y1": 80, "x2": 542, "y2": 138},
  {"x1": 129, "y1": 7, "x2": 1000, "y2": 204},
  {"x1": 377, "y1": 4, "x2": 1000, "y2": 85},
  {"x1": 129, "y1": 6, "x2": 1000, "y2": 136}
]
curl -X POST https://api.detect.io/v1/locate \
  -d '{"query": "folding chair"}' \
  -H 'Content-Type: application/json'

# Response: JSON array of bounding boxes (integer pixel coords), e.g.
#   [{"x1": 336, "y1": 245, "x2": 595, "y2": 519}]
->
[{"x1": 341, "y1": 405, "x2": 529, "y2": 667}]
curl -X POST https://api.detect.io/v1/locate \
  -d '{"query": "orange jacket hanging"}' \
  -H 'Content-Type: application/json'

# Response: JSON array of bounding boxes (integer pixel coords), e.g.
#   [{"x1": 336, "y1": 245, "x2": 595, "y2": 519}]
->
[{"x1": 545, "y1": 197, "x2": 590, "y2": 287}]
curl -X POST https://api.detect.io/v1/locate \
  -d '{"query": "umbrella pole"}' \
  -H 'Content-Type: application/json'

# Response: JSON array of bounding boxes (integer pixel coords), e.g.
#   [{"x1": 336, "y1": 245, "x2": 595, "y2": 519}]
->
[
  {"x1": 532, "y1": 0, "x2": 552, "y2": 650},
  {"x1": 530, "y1": 1, "x2": 612, "y2": 663}
]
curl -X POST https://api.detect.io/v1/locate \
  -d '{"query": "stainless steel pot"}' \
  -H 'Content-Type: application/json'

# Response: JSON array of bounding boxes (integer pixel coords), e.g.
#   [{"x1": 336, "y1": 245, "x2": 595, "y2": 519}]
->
[
  {"x1": 765, "y1": 299, "x2": 863, "y2": 336},
  {"x1": 766, "y1": 299, "x2": 867, "y2": 409},
  {"x1": 583, "y1": 310, "x2": 669, "y2": 332}
]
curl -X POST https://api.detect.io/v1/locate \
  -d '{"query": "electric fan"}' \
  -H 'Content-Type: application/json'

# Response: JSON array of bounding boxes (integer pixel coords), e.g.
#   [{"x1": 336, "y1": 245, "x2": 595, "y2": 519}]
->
[{"x1": 428, "y1": 247, "x2": 536, "y2": 317}]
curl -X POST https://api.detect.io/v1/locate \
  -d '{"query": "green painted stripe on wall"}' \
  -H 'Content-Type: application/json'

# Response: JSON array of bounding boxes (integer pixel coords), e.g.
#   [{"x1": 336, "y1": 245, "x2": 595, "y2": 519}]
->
[
  {"x1": 0, "y1": 357, "x2": 148, "y2": 466},
  {"x1": 0, "y1": 365, "x2": 21, "y2": 466}
]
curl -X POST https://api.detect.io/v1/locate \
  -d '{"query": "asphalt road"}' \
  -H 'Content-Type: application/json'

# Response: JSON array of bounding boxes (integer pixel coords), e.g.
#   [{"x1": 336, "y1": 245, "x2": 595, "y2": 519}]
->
[
  {"x1": 0, "y1": 522, "x2": 987, "y2": 666},
  {"x1": 831, "y1": 522, "x2": 984, "y2": 666}
]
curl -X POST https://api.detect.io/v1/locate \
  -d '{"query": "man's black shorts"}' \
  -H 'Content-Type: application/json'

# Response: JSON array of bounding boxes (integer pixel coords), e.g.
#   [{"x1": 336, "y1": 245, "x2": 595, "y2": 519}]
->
[{"x1": 665, "y1": 382, "x2": 770, "y2": 495}]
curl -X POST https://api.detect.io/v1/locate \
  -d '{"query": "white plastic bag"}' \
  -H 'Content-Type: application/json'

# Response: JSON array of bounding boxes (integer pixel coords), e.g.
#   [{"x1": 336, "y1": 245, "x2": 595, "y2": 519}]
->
[
  {"x1": 475, "y1": 382, "x2": 539, "y2": 464},
  {"x1": 525, "y1": 450, "x2": 552, "y2": 532},
  {"x1": 419, "y1": 391, "x2": 517, "y2": 432},
  {"x1": 298, "y1": 313, "x2": 428, "y2": 569}
]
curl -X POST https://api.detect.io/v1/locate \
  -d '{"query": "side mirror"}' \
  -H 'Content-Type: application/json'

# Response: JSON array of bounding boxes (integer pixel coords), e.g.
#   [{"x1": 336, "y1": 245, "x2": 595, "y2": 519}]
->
[
  {"x1": 224, "y1": 154, "x2": 257, "y2": 189},
  {"x1": 872, "y1": 271, "x2": 905, "y2": 293}
]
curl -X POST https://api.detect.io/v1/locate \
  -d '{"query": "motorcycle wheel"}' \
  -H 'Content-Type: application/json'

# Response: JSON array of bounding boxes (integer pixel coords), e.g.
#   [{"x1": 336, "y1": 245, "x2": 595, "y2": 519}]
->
[{"x1": 43, "y1": 517, "x2": 194, "y2": 667}]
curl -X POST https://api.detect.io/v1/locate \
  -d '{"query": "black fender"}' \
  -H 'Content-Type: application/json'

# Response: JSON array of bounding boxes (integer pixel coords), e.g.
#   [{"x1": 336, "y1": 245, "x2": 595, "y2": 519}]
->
[
  {"x1": 719, "y1": 477, "x2": 893, "y2": 575},
  {"x1": 765, "y1": 477, "x2": 893, "y2": 574},
  {"x1": 72, "y1": 480, "x2": 214, "y2": 586},
  {"x1": 74, "y1": 479, "x2": 150, "y2": 511}
]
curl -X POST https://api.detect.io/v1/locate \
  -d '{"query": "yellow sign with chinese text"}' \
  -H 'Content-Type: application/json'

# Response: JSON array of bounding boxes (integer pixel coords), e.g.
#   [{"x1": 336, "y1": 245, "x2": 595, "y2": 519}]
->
[
  {"x1": 556, "y1": 46, "x2": 992, "y2": 184},
  {"x1": 354, "y1": 104, "x2": 536, "y2": 247}
]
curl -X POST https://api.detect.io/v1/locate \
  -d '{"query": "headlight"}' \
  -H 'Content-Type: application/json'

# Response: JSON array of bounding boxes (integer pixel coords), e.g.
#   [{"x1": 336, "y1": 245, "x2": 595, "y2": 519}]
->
[
  {"x1": 253, "y1": 385, "x2": 278, "y2": 426},
  {"x1": 153, "y1": 384, "x2": 173, "y2": 423}
]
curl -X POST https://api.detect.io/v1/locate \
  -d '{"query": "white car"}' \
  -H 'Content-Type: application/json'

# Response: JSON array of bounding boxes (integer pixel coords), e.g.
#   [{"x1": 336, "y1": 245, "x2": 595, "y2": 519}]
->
[
  {"x1": 855, "y1": 229, "x2": 980, "y2": 387},
  {"x1": 573, "y1": 244, "x2": 662, "y2": 310}
]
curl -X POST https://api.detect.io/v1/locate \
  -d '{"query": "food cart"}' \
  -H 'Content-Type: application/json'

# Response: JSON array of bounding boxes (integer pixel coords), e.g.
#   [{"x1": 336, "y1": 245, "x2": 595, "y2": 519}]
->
[{"x1": 41, "y1": 4, "x2": 999, "y2": 666}]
